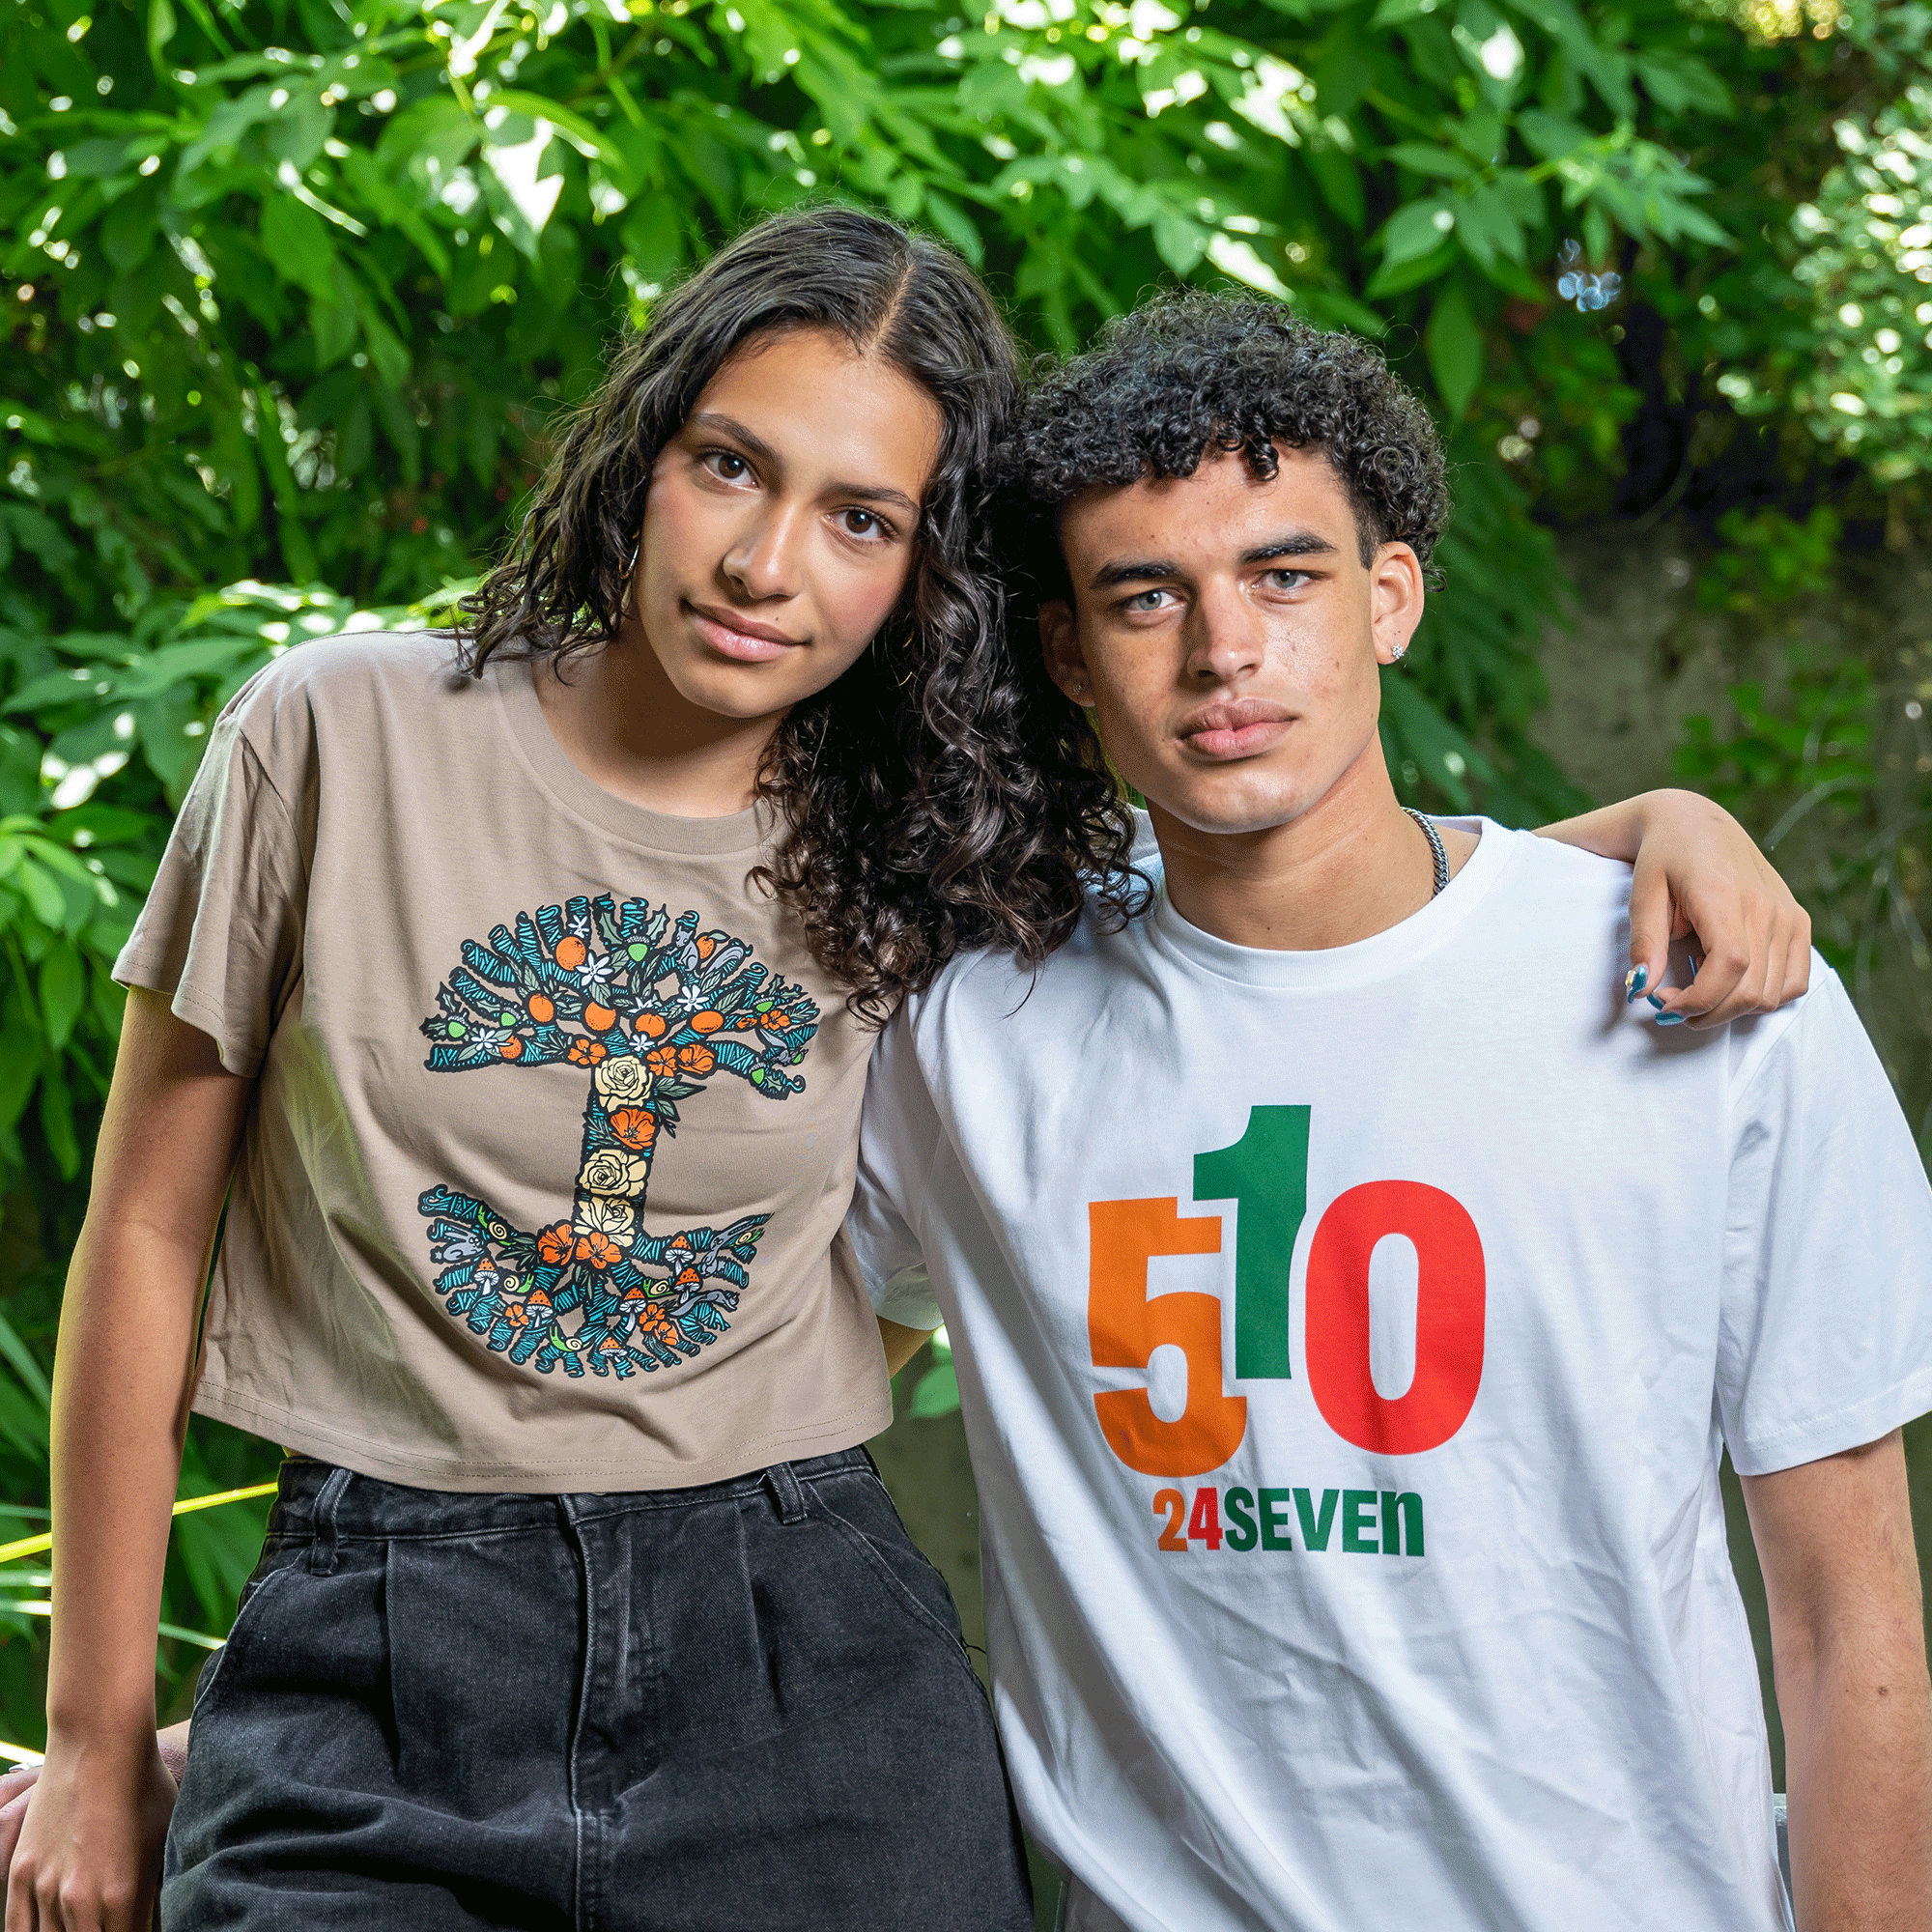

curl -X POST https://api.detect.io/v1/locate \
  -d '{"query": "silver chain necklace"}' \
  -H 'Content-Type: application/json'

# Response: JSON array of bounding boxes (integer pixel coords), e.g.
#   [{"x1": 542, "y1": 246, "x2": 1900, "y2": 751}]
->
[{"x1": 1405, "y1": 807, "x2": 1449, "y2": 898}]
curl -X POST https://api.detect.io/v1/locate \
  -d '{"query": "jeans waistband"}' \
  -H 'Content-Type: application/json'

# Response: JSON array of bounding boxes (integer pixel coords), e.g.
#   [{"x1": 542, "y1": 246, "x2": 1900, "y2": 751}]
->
[{"x1": 269, "y1": 1446, "x2": 875, "y2": 1542}]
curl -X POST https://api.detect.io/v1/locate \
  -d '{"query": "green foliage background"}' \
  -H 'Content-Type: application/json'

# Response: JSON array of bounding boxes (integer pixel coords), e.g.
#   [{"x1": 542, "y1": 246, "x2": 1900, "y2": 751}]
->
[{"x1": 1, "y1": 0, "x2": 1931, "y2": 1756}]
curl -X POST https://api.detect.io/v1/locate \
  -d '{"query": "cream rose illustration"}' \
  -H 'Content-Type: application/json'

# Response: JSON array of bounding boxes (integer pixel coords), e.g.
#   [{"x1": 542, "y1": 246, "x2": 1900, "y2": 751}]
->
[
  {"x1": 580, "y1": 1147, "x2": 650, "y2": 1197},
  {"x1": 593, "y1": 1055, "x2": 652, "y2": 1104},
  {"x1": 573, "y1": 1193, "x2": 638, "y2": 1242}
]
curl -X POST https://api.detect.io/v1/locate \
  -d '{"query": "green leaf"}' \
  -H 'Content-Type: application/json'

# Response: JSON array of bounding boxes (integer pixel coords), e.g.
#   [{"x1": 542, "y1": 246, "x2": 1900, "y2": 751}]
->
[
  {"x1": 38, "y1": 1062, "x2": 79, "y2": 1181},
  {"x1": 1426, "y1": 279, "x2": 1485, "y2": 417},
  {"x1": 1380, "y1": 197, "x2": 1459, "y2": 270},
  {"x1": 14, "y1": 861, "x2": 65, "y2": 931},
  {"x1": 39, "y1": 945, "x2": 86, "y2": 1054},
  {"x1": 1384, "y1": 142, "x2": 1473, "y2": 180},
  {"x1": 0, "y1": 1309, "x2": 50, "y2": 1411},
  {"x1": 908, "y1": 1362, "x2": 960, "y2": 1418},
  {"x1": 259, "y1": 195, "x2": 338, "y2": 306}
]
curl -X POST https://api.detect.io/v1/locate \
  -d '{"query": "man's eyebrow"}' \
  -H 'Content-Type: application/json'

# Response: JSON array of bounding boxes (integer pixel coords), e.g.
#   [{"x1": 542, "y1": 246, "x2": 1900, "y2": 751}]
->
[
  {"x1": 1240, "y1": 529, "x2": 1341, "y2": 564},
  {"x1": 1089, "y1": 528, "x2": 1343, "y2": 590},
  {"x1": 687, "y1": 412, "x2": 921, "y2": 519},
  {"x1": 1090, "y1": 557, "x2": 1179, "y2": 590}
]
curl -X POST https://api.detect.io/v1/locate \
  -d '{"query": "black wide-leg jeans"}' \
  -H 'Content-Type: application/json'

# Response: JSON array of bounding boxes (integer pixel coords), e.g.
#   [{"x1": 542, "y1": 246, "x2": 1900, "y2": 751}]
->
[{"x1": 162, "y1": 1449, "x2": 1034, "y2": 1931}]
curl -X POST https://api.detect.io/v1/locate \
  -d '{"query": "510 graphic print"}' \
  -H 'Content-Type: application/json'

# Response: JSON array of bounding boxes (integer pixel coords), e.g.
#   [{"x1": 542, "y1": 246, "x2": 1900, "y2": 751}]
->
[{"x1": 415, "y1": 892, "x2": 818, "y2": 1379}]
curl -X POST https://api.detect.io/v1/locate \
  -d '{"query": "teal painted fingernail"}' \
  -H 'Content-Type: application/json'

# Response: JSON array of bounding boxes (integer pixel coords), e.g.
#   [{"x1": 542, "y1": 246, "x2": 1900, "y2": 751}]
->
[
  {"x1": 1655, "y1": 1011, "x2": 1686, "y2": 1027},
  {"x1": 1646, "y1": 992, "x2": 1666, "y2": 1010},
  {"x1": 1625, "y1": 965, "x2": 1647, "y2": 1003}
]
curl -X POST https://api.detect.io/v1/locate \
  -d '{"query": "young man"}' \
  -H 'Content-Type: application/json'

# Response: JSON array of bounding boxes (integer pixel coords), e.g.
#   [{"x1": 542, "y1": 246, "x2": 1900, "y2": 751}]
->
[{"x1": 852, "y1": 297, "x2": 1932, "y2": 1931}]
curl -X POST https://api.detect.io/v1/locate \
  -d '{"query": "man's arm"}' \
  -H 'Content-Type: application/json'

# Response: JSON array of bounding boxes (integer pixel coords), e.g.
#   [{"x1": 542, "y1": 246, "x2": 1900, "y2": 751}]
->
[
  {"x1": 1535, "y1": 787, "x2": 1811, "y2": 1027},
  {"x1": 1743, "y1": 1429, "x2": 1932, "y2": 1930}
]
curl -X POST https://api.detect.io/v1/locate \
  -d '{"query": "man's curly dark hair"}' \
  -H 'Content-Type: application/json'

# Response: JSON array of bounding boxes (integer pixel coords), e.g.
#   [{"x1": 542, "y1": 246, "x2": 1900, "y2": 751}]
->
[
  {"x1": 1001, "y1": 292, "x2": 1453, "y2": 603},
  {"x1": 459, "y1": 206, "x2": 1137, "y2": 1020}
]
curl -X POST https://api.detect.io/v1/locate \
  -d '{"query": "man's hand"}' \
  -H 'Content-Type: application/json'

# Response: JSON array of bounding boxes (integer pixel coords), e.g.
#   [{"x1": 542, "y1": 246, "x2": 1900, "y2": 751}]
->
[
  {"x1": 4, "y1": 1728, "x2": 175, "y2": 1932},
  {"x1": 1744, "y1": 1430, "x2": 1932, "y2": 1931}
]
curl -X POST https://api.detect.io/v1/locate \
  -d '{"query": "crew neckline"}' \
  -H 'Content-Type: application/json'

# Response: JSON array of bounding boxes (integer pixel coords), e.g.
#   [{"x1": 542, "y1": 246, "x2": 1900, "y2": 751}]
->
[
  {"x1": 1147, "y1": 815, "x2": 1519, "y2": 989},
  {"x1": 491, "y1": 652, "x2": 770, "y2": 857}
]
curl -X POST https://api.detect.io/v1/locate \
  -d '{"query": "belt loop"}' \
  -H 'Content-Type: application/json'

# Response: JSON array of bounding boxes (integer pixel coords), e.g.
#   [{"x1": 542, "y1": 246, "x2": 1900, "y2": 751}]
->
[
  {"x1": 307, "y1": 1466, "x2": 353, "y2": 1576},
  {"x1": 764, "y1": 1462, "x2": 808, "y2": 1525}
]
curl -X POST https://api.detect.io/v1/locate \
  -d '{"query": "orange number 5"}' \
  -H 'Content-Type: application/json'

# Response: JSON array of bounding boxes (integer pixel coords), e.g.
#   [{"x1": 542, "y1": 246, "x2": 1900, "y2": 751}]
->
[{"x1": 1088, "y1": 1198, "x2": 1247, "y2": 1478}]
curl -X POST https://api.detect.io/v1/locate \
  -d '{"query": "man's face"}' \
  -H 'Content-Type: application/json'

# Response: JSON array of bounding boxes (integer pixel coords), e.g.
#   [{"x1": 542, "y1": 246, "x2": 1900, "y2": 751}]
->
[{"x1": 1039, "y1": 445, "x2": 1424, "y2": 840}]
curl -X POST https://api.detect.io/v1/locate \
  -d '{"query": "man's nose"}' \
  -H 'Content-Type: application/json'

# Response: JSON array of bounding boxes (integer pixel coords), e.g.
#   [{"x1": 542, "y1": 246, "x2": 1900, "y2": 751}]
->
[
  {"x1": 1183, "y1": 580, "x2": 1264, "y2": 682},
  {"x1": 722, "y1": 499, "x2": 806, "y2": 601}
]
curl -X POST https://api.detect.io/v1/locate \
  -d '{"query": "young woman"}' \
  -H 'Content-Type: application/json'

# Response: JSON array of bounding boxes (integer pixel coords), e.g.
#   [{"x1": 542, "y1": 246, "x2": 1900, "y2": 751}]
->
[{"x1": 2, "y1": 207, "x2": 1806, "y2": 1932}]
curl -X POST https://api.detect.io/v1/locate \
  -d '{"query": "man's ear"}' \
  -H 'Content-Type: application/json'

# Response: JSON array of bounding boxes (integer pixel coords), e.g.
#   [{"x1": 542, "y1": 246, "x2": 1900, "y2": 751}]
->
[
  {"x1": 1370, "y1": 542, "x2": 1426, "y2": 667},
  {"x1": 1039, "y1": 600, "x2": 1094, "y2": 707}
]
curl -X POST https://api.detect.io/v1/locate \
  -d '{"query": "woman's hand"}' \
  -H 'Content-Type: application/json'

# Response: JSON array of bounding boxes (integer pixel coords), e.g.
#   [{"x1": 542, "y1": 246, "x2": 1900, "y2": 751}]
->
[
  {"x1": 1536, "y1": 788, "x2": 1812, "y2": 1027},
  {"x1": 1, "y1": 1722, "x2": 189, "y2": 1898},
  {"x1": 4, "y1": 1728, "x2": 175, "y2": 1932},
  {"x1": 1624, "y1": 789, "x2": 1811, "y2": 1026}
]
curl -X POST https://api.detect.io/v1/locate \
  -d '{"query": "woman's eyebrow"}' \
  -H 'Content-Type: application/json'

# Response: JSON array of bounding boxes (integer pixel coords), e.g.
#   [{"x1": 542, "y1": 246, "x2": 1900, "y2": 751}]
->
[
  {"x1": 686, "y1": 412, "x2": 919, "y2": 518},
  {"x1": 686, "y1": 412, "x2": 781, "y2": 469}
]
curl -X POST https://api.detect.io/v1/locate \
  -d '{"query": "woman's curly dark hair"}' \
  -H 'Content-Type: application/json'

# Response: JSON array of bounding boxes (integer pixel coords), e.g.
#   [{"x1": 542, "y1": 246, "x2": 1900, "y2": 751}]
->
[
  {"x1": 1000, "y1": 291, "x2": 1453, "y2": 603},
  {"x1": 459, "y1": 206, "x2": 1137, "y2": 1020}
]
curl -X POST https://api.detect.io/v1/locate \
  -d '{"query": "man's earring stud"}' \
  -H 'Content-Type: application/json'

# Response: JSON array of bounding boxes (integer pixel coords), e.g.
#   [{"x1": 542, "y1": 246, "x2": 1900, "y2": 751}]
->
[{"x1": 1390, "y1": 641, "x2": 1408, "y2": 662}]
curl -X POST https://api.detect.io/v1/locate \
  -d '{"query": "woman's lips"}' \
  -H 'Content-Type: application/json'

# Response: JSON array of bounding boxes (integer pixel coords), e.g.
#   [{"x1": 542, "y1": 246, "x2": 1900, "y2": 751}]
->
[
  {"x1": 1178, "y1": 701, "x2": 1293, "y2": 760},
  {"x1": 685, "y1": 602, "x2": 803, "y2": 663}
]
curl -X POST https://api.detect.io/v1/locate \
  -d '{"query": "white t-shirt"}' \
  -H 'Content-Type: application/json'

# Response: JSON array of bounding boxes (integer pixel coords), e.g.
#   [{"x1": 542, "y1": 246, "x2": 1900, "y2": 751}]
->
[{"x1": 849, "y1": 819, "x2": 1932, "y2": 1932}]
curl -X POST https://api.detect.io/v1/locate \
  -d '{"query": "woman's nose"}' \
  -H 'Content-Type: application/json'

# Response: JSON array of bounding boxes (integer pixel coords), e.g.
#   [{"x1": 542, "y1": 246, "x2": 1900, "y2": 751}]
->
[{"x1": 722, "y1": 501, "x2": 806, "y2": 600}]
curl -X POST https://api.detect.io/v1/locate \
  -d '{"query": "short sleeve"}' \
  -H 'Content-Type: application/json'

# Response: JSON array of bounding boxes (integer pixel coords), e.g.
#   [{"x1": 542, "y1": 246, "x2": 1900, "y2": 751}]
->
[
  {"x1": 1718, "y1": 964, "x2": 1932, "y2": 1475},
  {"x1": 846, "y1": 1011, "x2": 943, "y2": 1332},
  {"x1": 112, "y1": 701, "x2": 308, "y2": 1078}
]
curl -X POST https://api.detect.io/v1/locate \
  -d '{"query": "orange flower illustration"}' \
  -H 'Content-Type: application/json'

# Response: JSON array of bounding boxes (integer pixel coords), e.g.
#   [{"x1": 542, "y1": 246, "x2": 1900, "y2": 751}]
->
[
  {"x1": 644, "y1": 1042, "x2": 680, "y2": 1080},
  {"x1": 676, "y1": 1044, "x2": 715, "y2": 1077},
  {"x1": 536, "y1": 1223, "x2": 575, "y2": 1265},
  {"x1": 573, "y1": 1230, "x2": 621, "y2": 1269},
  {"x1": 609, "y1": 1107, "x2": 658, "y2": 1151},
  {"x1": 567, "y1": 1037, "x2": 608, "y2": 1066}
]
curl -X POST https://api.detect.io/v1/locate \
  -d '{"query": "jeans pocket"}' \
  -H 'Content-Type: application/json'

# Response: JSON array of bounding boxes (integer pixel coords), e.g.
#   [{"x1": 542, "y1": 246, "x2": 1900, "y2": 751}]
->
[
  {"x1": 808, "y1": 1472, "x2": 980, "y2": 1676},
  {"x1": 187, "y1": 1543, "x2": 302, "y2": 1721}
]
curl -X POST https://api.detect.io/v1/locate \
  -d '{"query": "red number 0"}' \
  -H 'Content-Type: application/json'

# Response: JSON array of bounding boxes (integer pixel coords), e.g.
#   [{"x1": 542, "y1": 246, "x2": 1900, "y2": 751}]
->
[{"x1": 1303, "y1": 1180, "x2": 1485, "y2": 1456}]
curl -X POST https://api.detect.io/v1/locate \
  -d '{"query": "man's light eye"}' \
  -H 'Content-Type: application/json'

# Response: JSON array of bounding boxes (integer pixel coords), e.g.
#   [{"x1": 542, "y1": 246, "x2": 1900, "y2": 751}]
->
[{"x1": 1128, "y1": 590, "x2": 1169, "y2": 611}]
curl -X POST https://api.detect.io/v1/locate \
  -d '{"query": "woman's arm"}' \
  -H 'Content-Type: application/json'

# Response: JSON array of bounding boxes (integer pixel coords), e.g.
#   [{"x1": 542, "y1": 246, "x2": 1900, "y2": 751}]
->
[
  {"x1": 6, "y1": 990, "x2": 251, "y2": 1932},
  {"x1": 878, "y1": 1318, "x2": 938, "y2": 1379},
  {"x1": 1536, "y1": 788, "x2": 1811, "y2": 1028}
]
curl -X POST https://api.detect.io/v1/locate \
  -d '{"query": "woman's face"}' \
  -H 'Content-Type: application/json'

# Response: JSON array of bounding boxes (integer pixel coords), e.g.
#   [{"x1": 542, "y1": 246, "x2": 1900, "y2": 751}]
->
[{"x1": 631, "y1": 327, "x2": 944, "y2": 722}]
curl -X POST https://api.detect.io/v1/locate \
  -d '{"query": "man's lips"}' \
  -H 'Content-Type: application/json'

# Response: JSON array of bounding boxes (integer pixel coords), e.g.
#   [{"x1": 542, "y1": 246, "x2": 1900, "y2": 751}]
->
[
  {"x1": 1176, "y1": 698, "x2": 1295, "y2": 760},
  {"x1": 684, "y1": 602, "x2": 804, "y2": 662}
]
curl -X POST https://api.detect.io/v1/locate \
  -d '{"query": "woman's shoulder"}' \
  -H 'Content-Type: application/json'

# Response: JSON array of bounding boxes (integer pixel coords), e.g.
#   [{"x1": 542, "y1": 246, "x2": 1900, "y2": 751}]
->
[{"x1": 227, "y1": 627, "x2": 473, "y2": 723}]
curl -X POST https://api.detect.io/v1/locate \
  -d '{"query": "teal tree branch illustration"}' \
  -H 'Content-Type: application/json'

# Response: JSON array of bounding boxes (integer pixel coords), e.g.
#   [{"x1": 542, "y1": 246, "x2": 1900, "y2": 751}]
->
[{"x1": 415, "y1": 893, "x2": 819, "y2": 1378}]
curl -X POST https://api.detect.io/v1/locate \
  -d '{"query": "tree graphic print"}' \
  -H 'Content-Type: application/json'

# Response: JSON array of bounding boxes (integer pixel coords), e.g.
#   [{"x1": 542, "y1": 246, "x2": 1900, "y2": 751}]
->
[{"x1": 415, "y1": 892, "x2": 818, "y2": 1378}]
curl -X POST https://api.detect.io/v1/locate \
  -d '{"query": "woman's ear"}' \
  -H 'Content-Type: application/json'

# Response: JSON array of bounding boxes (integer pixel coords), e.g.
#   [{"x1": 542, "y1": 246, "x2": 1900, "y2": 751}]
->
[
  {"x1": 1039, "y1": 601, "x2": 1094, "y2": 706},
  {"x1": 1370, "y1": 542, "x2": 1427, "y2": 667}
]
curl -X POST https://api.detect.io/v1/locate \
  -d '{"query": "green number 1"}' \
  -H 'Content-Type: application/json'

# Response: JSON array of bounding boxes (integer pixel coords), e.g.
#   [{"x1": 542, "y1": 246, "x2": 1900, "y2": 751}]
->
[{"x1": 1193, "y1": 1105, "x2": 1310, "y2": 1381}]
